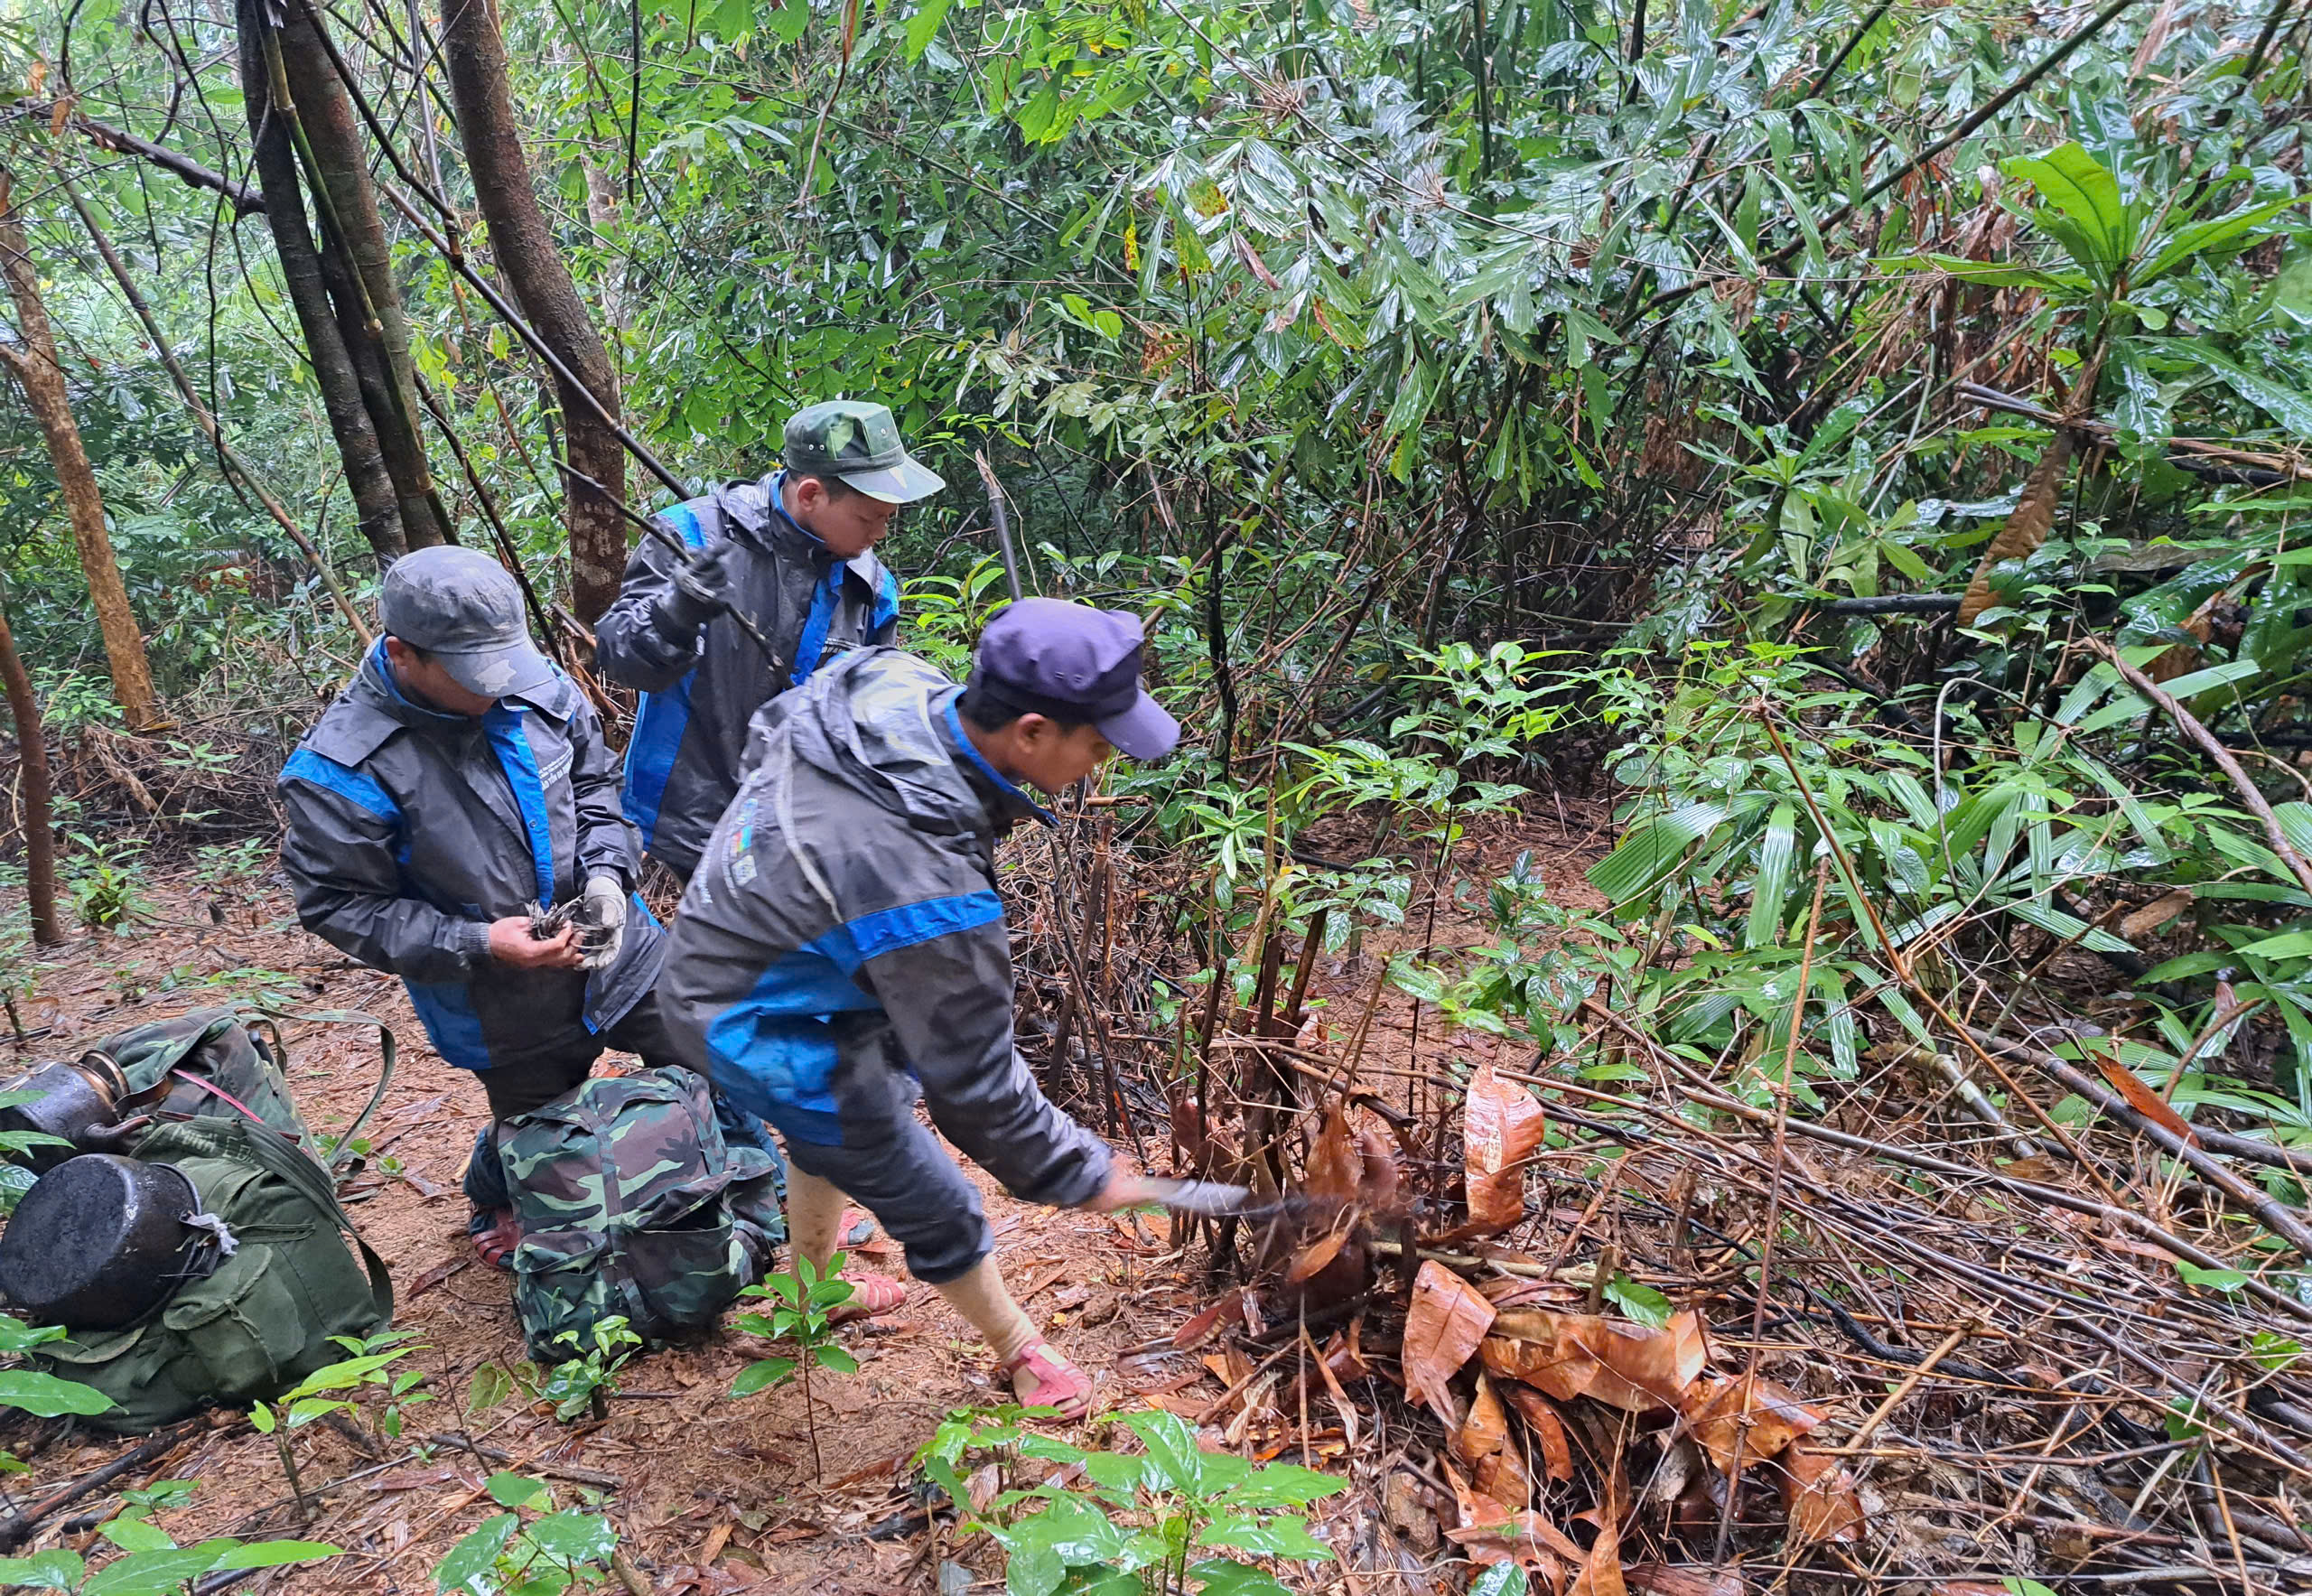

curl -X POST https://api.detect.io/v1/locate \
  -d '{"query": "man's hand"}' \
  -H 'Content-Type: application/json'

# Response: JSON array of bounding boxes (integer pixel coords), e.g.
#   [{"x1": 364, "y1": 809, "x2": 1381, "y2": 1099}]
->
[
  {"x1": 487, "y1": 916, "x2": 584, "y2": 970},
  {"x1": 575, "y1": 875, "x2": 627, "y2": 969},
  {"x1": 1076, "y1": 1166, "x2": 1159, "y2": 1214},
  {"x1": 662, "y1": 539, "x2": 739, "y2": 630}
]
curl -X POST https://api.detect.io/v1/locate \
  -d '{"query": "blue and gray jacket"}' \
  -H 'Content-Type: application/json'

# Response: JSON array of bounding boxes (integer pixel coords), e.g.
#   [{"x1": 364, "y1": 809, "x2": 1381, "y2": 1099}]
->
[
  {"x1": 592, "y1": 472, "x2": 900, "y2": 882},
  {"x1": 658, "y1": 648, "x2": 1113, "y2": 1209},
  {"x1": 277, "y1": 644, "x2": 663, "y2": 1072}
]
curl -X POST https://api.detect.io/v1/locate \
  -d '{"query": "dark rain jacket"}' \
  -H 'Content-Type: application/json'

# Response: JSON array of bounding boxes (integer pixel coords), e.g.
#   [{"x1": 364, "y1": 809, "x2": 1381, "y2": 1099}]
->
[
  {"x1": 592, "y1": 471, "x2": 900, "y2": 882},
  {"x1": 658, "y1": 647, "x2": 1113, "y2": 1210},
  {"x1": 278, "y1": 643, "x2": 664, "y2": 1073}
]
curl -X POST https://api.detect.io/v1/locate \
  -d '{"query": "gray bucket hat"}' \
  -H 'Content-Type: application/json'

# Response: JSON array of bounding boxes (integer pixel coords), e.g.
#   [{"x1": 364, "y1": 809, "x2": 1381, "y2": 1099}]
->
[
  {"x1": 378, "y1": 546, "x2": 554, "y2": 699},
  {"x1": 785, "y1": 399, "x2": 945, "y2": 505}
]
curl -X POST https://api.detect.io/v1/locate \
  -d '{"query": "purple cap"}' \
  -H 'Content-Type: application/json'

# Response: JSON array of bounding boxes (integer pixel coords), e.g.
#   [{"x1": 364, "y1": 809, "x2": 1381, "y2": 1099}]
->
[{"x1": 971, "y1": 598, "x2": 1179, "y2": 760}]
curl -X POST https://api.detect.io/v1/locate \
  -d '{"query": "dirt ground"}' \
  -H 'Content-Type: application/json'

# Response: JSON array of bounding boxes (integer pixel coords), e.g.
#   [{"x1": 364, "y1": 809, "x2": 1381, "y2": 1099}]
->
[{"x1": 0, "y1": 804, "x2": 1608, "y2": 1594}]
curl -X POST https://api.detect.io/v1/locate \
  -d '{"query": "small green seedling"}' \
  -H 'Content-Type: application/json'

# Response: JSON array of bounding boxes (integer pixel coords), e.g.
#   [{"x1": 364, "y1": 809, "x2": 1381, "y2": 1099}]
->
[
  {"x1": 434, "y1": 1471, "x2": 620, "y2": 1595},
  {"x1": 728, "y1": 1251, "x2": 858, "y2": 1479},
  {"x1": 918, "y1": 1406, "x2": 1347, "y2": 1596},
  {"x1": 249, "y1": 1335, "x2": 419, "y2": 1517},
  {"x1": 540, "y1": 1316, "x2": 641, "y2": 1423}
]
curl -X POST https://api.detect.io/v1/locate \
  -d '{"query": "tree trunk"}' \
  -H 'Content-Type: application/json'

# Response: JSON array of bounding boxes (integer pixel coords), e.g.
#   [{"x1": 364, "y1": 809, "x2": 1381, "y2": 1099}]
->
[
  {"x1": 60, "y1": 172, "x2": 373, "y2": 642},
  {"x1": 0, "y1": 587, "x2": 62, "y2": 946},
  {"x1": 241, "y1": 0, "x2": 452, "y2": 553},
  {"x1": 441, "y1": 0, "x2": 628, "y2": 620},
  {"x1": 0, "y1": 176, "x2": 163, "y2": 732},
  {"x1": 237, "y1": 0, "x2": 407, "y2": 566}
]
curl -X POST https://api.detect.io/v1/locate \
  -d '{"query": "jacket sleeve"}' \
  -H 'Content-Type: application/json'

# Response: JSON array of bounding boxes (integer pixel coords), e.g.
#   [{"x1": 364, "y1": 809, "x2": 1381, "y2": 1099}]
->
[
  {"x1": 277, "y1": 767, "x2": 492, "y2": 982},
  {"x1": 566, "y1": 696, "x2": 638, "y2": 888},
  {"x1": 592, "y1": 518, "x2": 703, "y2": 692},
  {"x1": 855, "y1": 910, "x2": 1113, "y2": 1208}
]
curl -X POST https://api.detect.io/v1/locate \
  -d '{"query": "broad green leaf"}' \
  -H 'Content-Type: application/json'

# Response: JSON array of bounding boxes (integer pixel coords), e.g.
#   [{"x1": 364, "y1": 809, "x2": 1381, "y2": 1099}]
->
[
  {"x1": 525, "y1": 1509, "x2": 617, "y2": 1564},
  {"x1": 434, "y1": 1515, "x2": 518, "y2": 1594},
  {"x1": 730, "y1": 1357, "x2": 796, "y2": 1395},
  {"x1": 1118, "y1": 1407, "x2": 1204, "y2": 1495},
  {"x1": 813, "y1": 1345, "x2": 860, "y2": 1375},
  {"x1": 1745, "y1": 802, "x2": 1796, "y2": 949},
  {"x1": 81, "y1": 1546, "x2": 220, "y2": 1595},
  {"x1": 99, "y1": 1518, "x2": 176, "y2": 1553},
  {"x1": 0, "y1": 1370, "x2": 118, "y2": 1417},
  {"x1": 1196, "y1": 1514, "x2": 1334, "y2": 1560},
  {"x1": 907, "y1": 0, "x2": 956, "y2": 61},
  {"x1": 0, "y1": 1549, "x2": 83, "y2": 1591},
  {"x1": 1215, "y1": 1463, "x2": 1347, "y2": 1509},
  {"x1": 467, "y1": 1362, "x2": 513, "y2": 1414},
  {"x1": 2137, "y1": 197, "x2": 2298, "y2": 285},
  {"x1": 763, "y1": 0, "x2": 808, "y2": 45},
  {"x1": 207, "y1": 1540, "x2": 340, "y2": 1571},
  {"x1": 1587, "y1": 801, "x2": 1730, "y2": 904},
  {"x1": 1604, "y1": 1274, "x2": 1673, "y2": 1329},
  {"x1": 487, "y1": 1471, "x2": 551, "y2": 1509},
  {"x1": 2188, "y1": 345, "x2": 2312, "y2": 435},
  {"x1": 2176, "y1": 1262, "x2": 2251, "y2": 1292},
  {"x1": 1188, "y1": 1561, "x2": 1295, "y2": 1596},
  {"x1": 2003, "y1": 143, "x2": 2130, "y2": 274}
]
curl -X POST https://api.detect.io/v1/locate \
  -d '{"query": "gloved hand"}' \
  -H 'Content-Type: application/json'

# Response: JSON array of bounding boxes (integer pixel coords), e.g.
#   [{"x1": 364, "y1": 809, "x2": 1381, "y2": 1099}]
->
[
  {"x1": 575, "y1": 874, "x2": 628, "y2": 970},
  {"x1": 661, "y1": 538, "x2": 738, "y2": 630}
]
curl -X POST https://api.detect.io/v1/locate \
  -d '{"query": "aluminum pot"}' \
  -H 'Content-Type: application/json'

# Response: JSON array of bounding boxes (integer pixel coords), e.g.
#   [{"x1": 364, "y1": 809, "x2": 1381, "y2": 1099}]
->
[
  {"x1": 0, "y1": 1154, "x2": 216, "y2": 1330},
  {"x1": 0, "y1": 1056, "x2": 130, "y2": 1173}
]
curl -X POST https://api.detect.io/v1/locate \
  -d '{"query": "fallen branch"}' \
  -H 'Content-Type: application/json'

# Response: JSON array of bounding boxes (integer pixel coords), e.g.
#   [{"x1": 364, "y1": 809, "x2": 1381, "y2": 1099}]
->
[
  {"x1": 13, "y1": 100, "x2": 265, "y2": 215},
  {"x1": 0, "y1": 1423, "x2": 195, "y2": 1550},
  {"x1": 2085, "y1": 635, "x2": 2312, "y2": 900},
  {"x1": 1971, "y1": 1024, "x2": 2312, "y2": 1257}
]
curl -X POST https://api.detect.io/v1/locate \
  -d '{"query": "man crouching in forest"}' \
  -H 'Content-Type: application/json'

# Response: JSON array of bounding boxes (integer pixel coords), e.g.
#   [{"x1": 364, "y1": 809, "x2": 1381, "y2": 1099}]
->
[
  {"x1": 276, "y1": 546, "x2": 690, "y2": 1265},
  {"x1": 660, "y1": 600, "x2": 1177, "y2": 1419}
]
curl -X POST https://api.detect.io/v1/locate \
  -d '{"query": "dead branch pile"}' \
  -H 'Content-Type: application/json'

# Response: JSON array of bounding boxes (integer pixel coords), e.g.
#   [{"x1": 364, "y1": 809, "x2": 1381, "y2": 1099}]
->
[{"x1": 1060, "y1": 923, "x2": 2312, "y2": 1594}]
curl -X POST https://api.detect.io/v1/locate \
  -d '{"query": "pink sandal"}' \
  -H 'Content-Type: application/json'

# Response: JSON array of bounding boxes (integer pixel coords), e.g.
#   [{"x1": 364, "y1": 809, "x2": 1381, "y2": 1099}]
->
[
  {"x1": 1001, "y1": 1335, "x2": 1094, "y2": 1422},
  {"x1": 826, "y1": 1269, "x2": 909, "y2": 1325}
]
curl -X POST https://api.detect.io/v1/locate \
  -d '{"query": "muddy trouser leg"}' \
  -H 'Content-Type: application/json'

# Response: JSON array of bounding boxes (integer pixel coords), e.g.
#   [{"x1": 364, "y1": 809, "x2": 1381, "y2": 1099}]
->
[
  {"x1": 603, "y1": 991, "x2": 788, "y2": 1201},
  {"x1": 462, "y1": 1050, "x2": 599, "y2": 1220},
  {"x1": 773, "y1": 1094, "x2": 993, "y2": 1288}
]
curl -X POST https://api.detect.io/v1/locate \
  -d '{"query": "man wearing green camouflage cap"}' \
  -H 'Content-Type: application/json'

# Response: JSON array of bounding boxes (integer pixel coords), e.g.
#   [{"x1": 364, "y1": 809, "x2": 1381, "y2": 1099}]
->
[{"x1": 595, "y1": 400, "x2": 945, "y2": 883}]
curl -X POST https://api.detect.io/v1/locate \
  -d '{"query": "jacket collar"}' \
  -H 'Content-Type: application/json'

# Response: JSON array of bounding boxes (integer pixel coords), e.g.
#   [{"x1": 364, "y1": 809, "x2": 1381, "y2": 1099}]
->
[{"x1": 940, "y1": 690, "x2": 1055, "y2": 829}]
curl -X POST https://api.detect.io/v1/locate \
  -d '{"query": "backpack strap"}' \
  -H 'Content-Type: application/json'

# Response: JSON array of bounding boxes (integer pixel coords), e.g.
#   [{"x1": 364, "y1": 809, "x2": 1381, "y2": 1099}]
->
[{"x1": 203, "y1": 1117, "x2": 396, "y2": 1324}]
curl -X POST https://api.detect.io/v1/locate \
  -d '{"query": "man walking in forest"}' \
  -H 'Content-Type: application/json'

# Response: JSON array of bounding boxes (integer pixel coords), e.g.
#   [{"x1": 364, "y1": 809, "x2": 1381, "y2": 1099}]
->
[
  {"x1": 592, "y1": 400, "x2": 943, "y2": 885},
  {"x1": 276, "y1": 546, "x2": 712, "y2": 1265},
  {"x1": 660, "y1": 599, "x2": 1178, "y2": 1419}
]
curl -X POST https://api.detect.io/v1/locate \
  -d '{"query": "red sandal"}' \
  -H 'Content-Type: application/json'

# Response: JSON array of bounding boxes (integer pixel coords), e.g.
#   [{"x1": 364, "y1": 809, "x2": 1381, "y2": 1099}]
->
[
  {"x1": 825, "y1": 1269, "x2": 909, "y2": 1325},
  {"x1": 471, "y1": 1208, "x2": 521, "y2": 1273},
  {"x1": 1000, "y1": 1335, "x2": 1094, "y2": 1422}
]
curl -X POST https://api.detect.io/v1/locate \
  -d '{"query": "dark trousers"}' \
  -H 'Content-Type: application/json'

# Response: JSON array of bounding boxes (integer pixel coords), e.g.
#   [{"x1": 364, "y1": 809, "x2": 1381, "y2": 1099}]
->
[{"x1": 462, "y1": 992, "x2": 783, "y2": 1213}]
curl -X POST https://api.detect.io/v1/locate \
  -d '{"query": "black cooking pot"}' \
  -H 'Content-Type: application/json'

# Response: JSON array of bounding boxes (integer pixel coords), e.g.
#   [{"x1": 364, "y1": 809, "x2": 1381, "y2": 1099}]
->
[
  {"x1": 0, "y1": 1056, "x2": 131, "y2": 1173},
  {"x1": 0, "y1": 1154, "x2": 219, "y2": 1330}
]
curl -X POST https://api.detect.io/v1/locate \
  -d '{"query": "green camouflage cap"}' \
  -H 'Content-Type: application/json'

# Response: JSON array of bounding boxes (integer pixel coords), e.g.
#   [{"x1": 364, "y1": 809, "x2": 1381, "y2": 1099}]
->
[{"x1": 784, "y1": 399, "x2": 946, "y2": 505}]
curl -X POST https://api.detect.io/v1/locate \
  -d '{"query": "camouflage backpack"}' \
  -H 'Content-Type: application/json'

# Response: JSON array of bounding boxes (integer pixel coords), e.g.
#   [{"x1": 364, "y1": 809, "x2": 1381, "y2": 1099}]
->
[
  {"x1": 89, "y1": 1006, "x2": 316, "y2": 1153},
  {"x1": 32, "y1": 1116, "x2": 394, "y2": 1433},
  {"x1": 496, "y1": 1067, "x2": 784, "y2": 1360}
]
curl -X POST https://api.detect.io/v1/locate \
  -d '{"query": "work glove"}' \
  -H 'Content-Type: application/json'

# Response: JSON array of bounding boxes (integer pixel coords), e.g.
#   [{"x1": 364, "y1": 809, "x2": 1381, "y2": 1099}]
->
[
  {"x1": 574, "y1": 874, "x2": 628, "y2": 970},
  {"x1": 661, "y1": 538, "x2": 739, "y2": 631}
]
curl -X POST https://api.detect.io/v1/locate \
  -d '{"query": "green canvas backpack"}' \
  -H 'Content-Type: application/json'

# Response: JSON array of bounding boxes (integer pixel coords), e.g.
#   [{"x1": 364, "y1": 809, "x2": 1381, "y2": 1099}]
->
[
  {"x1": 32, "y1": 1117, "x2": 394, "y2": 1433},
  {"x1": 88, "y1": 1006, "x2": 316, "y2": 1153},
  {"x1": 499, "y1": 1067, "x2": 783, "y2": 1360}
]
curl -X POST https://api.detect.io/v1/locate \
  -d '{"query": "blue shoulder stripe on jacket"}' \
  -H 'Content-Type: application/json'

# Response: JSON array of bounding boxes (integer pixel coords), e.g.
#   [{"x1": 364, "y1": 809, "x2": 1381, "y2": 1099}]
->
[
  {"x1": 621, "y1": 502, "x2": 708, "y2": 849},
  {"x1": 282, "y1": 747, "x2": 400, "y2": 823},
  {"x1": 835, "y1": 891, "x2": 1003, "y2": 967},
  {"x1": 483, "y1": 705, "x2": 558, "y2": 904}
]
